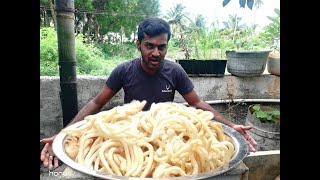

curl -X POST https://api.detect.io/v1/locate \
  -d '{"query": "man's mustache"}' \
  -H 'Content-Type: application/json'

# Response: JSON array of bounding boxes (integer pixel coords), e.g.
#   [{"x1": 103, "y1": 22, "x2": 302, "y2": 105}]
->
[{"x1": 150, "y1": 57, "x2": 161, "y2": 61}]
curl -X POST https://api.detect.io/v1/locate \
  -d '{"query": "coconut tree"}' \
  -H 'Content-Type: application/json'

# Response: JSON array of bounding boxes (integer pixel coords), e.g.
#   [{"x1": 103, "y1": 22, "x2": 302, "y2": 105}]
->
[
  {"x1": 164, "y1": 3, "x2": 188, "y2": 42},
  {"x1": 195, "y1": 14, "x2": 206, "y2": 29},
  {"x1": 164, "y1": 3, "x2": 186, "y2": 25},
  {"x1": 222, "y1": 14, "x2": 245, "y2": 43}
]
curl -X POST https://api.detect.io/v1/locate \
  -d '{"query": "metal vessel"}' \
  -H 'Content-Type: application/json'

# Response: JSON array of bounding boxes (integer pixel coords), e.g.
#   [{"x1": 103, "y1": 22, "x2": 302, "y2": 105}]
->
[{"x1": 52, "y1": 121, "x2": 249, "y2": 180}]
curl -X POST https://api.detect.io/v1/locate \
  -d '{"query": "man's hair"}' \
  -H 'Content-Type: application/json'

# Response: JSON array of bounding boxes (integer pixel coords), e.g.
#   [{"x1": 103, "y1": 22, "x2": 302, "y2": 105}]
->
[{"x1": 137, "y1": 17, "x2": 171, "y2": 42}]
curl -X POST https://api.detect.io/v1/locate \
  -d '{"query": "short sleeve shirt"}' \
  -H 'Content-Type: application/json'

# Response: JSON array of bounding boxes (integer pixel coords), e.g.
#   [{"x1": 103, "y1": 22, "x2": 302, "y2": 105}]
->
[{"x1": 106, "y1": 58, "x2": 194, "y2": 110}]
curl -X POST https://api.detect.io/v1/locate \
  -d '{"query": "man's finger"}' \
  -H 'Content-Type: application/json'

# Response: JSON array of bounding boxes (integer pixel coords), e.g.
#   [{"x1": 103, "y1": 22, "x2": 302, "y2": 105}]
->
[
  {"x1": 243, "y1": 134, "x2": 256, "y2": 152},
  {"x1": 248, "y1": 142, "x2": 256, "y2": 152},
  {"x1": 241, "y1": 131, "x2": 251, "y2": 140},
  {"x1": 43, "y1": 152, "x2": 50, "y2": 167},
  {"x1": 241, "y1": 126, "x2": 252, "y2": 130},
  {"x1": 48, "y1": 155, "x2": 54, "y2": 170},
  {"x1": 236, "y1": 127, "x2": 246, "y2": 136},
  {"x1": 242, "y1": 130, "x2": 257, "y2": 146},
  {"x1": 40, "y1": 143, "x2": 49, "y2": 161},
  {"x1": 41, "y1": 139, "x2": 50, "y2": 144},
  {"x1": 54, "y1": 157, "x2": 59, "y2": 168},
  {"x1": 247, "y1": 135, "x2": 257, "y2": 146},
  {"x1": 41, "y1": 137, "x2": 54, "y2": 144}
]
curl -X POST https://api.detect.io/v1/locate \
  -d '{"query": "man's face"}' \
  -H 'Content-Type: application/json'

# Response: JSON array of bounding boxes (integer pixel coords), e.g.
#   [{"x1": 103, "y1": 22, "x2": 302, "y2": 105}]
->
[{"x1": 137, "y1": 33, "x2": 168, "y2": 71}]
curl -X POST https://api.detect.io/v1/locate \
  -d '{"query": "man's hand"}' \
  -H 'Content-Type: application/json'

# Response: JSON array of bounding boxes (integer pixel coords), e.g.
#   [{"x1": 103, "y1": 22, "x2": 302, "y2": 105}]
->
[
  {"x1": 232, "y1": 125, "x2": 257, "y2": 152},
  {"x1": 40, "y1": 136, "x2": 59, "y2": 170}
]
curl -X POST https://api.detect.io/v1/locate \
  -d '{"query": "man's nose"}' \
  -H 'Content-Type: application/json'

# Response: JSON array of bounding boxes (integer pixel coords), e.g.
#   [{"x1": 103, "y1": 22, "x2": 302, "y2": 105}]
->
[{"x1": 152, "y1": 47, "x2": 160, "y2": 57}]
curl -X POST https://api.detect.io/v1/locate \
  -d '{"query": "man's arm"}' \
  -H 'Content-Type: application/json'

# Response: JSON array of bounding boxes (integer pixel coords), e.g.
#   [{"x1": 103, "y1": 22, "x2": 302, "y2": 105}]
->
[
  {"x1": 182, "y1": 90, "x2": 235, "y2": 127},
  {"x1": 40, "y1": 84, "x2": 117, "y2": 169},
  {"x1": 66, "y1": 84, "x2": 117, "y2": 128},
  {"x1": 182, "y1": 90, "x2": 257, "y2": 152}
]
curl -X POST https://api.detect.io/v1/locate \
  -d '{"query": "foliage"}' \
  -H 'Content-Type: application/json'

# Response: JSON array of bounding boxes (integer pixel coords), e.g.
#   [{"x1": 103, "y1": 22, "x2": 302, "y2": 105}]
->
[
  {"x1": 40, "y1": 27, "x2": 59, "y2": 76},
  {"x1": 234, "y1": 34, "x2": 267, "y2": 50},
  {"x1": 40, "y1": 0, "x2": 277, "y2": 75},
  {"x1": 177, "y1": 15, "x2": 215, "y2": 60},
  {"x1": 259, "y1": 8, "x2": 280, "y2": 52},
  {"x1": 75, "y1": 34, "x2": 108, "y2": 75},
  {"x1": 251, "y1": 104, "x2": 280, "y2": 125},
  {"x1": 189, "y1": 27, "x2": 213, "y2": 59},
  {"x1": 99, "y1": 42, "x2": 138, "y2": 59},
  {"x1": 167, "y1": 38, "x2": 181, "y2": 53},
  {"x1": 40, "y1": 27, "x2": 109, "y2": 76},
  {"x1": 164, "y1": 3, "x2": 187, "y2": 26},
  {"x1": 94, "y1": 0, "x2": 160, "y2": 42},
  {"x1": 41, "y1": 0, "x2": 160, "y2": 44},
  {"x1": 175, "y1": 14, "x2": 267, "y2": 59},
  {"x1": 195, "y1": 15, "x2": 206, "y2": 28},
  {"x1": 223, "y1": 0, "x2": 254, "y2": 10},
  {"x1": 222, "y1": 14, "x2": 245, "y2": 32},
  {"x1": 164, "y1": 3, "x2": 189, "y2": 47}
]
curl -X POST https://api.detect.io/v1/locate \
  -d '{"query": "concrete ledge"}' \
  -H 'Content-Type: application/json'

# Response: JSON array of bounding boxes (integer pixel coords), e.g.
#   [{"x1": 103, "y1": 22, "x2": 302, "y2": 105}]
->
[
  {"x1": 40, "y1": 75, "x2": 280, "y2": 139},
  {"x1": 243, "y1": 150, "x2": 280, "y2": 180},
  {"x1": 40, "y1": 75, "x2": 279, "y2": 179},
  {"x1": 40, "y1": 161, "x2": 248, "y2": 180},
  {"x1": 210, "y1": 162, "x2": 249, "y2": 180}
]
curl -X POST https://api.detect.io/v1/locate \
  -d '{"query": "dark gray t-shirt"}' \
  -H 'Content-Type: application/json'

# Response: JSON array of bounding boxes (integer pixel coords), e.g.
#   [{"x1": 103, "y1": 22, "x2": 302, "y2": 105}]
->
[{"x1": 106, "y1": 58, "x2": 194, "y2": 110}]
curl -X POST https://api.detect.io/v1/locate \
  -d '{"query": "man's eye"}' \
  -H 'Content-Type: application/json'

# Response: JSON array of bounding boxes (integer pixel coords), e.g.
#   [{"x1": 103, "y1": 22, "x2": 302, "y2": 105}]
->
[
  {"x1": 158, "y1": 46, "x2": 166, "y2": 50},
  {"x1": 147, "y1": 44, "x2": 153, "y2": 49}
]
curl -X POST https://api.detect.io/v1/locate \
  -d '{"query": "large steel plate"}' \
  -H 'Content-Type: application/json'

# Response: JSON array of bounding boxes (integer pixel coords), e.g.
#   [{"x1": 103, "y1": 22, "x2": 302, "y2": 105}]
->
[{"x1": 53, "y1": 120, "x2": 249, "y2": 180}]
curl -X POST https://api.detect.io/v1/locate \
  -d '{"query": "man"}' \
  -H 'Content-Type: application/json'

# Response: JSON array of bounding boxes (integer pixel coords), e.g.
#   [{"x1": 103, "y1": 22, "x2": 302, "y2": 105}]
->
[{"x1": 40, "y1": 17, "x2": 257, "y2": 170}]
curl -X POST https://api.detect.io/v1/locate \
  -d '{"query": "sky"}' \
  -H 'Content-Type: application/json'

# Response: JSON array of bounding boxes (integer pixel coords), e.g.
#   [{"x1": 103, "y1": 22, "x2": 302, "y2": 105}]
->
[{"x1": 159, "y1": 0, "x2": 280, "y2": 31}]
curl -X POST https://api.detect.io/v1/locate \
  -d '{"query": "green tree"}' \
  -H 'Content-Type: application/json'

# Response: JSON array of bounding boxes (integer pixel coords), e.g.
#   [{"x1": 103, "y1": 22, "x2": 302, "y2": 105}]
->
[
  {"x1": 260, "y1": 8, "x2": 280, "y2": 52},
  {"x1": 132, "y1": 0, "x2": 160, "y2": 40},
  {"x1": 40, "y1": 0, "x2": 54, "y2": 27},
  {"x1": 195, "y1": 14, "x2": 206, "y2": 28},
  {"x1": 222, "y1": 14, "x2": 244, "y2": 32},
  {"x1": 40, "y1": 27, "x2": 108, "y2": 76},
  {"x1": 165, "y1": 3, "x2": 186, "y2": 25},
  {"x1": 222, "y1": 14, "x2": 245, "y2": 44},
  {"x1": 164, "y1": 3, "x2": 190, "y2": 52},
  {"x1": 74, "y1": 0, "x2": 94, "y2": 36}
]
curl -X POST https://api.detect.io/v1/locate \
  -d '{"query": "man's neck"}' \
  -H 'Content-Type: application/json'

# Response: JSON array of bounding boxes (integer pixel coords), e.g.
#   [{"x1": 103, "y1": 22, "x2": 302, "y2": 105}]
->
[{"x1": 140, "y1": 58, "x2": 160, "y2": 75}]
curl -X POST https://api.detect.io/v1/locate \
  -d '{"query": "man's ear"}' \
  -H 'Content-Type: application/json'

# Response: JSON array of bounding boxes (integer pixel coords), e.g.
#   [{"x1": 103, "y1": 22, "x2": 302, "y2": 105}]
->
[{"x1": 136, "y1": 40, "x2": 141, "y2": 51}]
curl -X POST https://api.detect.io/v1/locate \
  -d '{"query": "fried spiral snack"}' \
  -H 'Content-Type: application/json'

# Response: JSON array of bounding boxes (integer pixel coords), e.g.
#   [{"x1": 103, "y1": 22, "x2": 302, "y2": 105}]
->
[{"x1": 62, "y1": 100, "x2": 235, "y2": 178}]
